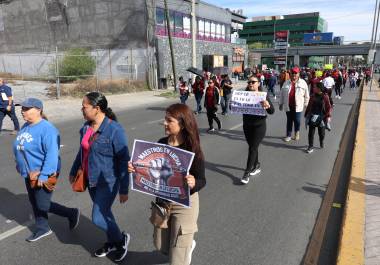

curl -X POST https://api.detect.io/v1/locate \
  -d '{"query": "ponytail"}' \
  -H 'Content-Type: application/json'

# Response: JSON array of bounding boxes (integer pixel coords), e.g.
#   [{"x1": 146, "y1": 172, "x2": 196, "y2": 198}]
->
[
  {"x1": 41, "y1": 111, "x2": 48, "y2": 121},
  {"x1": 105, "y1": 107, "x2": 117, "y2": 121}
]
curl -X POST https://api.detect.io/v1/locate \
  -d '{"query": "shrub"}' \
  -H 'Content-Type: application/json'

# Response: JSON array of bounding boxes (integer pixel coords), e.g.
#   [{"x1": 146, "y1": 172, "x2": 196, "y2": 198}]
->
[{"x1": 58, "y1": 48, "x2": 96, "y2": 82}]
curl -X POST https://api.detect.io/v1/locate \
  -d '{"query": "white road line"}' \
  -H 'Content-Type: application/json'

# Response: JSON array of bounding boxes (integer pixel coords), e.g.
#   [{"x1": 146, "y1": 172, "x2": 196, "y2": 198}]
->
[
  {"x1": 0, "y1": 220, "x2": 33, "y2": 241},
  {"x1": 146, "y1": 118, "x2": 164, "y2": 125},
  {"x1": 228, "y1": 123, "x2": 243, "y2": 131}
]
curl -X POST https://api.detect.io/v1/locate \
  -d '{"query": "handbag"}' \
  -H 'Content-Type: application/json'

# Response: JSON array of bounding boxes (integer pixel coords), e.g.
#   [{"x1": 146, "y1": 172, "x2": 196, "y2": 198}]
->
[
  {"x1": 309, "y1": 114, "x2": 323, "y2": 127},
  {"x1": 71, "y1": 168, "x2": 87, "y2": 192},
  {"x1": 149, "y1": 201, "x2": 171, "y2": 229}
]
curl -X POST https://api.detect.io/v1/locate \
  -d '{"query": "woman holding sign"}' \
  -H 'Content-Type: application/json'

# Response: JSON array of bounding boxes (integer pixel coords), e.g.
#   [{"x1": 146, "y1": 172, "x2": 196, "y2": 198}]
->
[
  {"x1": 69, "y1": 92, "x2": 130, "y2": 262},
  {"x1": 128, "y1": 103, "x2": 206, "y2": 265},
  {"x1": 241, "y1": 76, "x2": 275, "y2": 184}
]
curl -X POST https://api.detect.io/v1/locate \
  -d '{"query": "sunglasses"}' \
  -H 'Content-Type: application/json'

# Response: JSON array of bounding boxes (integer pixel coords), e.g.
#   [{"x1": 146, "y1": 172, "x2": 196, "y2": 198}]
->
[
  {"x1": 21, "y1": 106, "x2": 33, "y2": 112},
  {"x1": 248, "y1": 80, "x2": 258, "y2": 84}
]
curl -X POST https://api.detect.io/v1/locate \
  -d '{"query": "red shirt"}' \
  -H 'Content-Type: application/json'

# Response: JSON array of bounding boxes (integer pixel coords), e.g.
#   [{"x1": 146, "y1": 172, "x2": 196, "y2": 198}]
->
[
  {"x1": 289, "y1": 82, "x2": 296, "y2": 110},
  {"x1": 206, "y1": 87, "x2": 215, "y2": 108},
  {"x1": 81, "y1": 127, "x2": 94, "y2": 179}
]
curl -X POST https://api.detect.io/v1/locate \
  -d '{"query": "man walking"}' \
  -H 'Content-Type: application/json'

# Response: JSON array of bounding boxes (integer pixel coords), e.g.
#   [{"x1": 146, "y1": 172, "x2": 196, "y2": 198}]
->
[
  {"x1": 279, "y1": 66, "x2": 310, "y2": 142},
  {"x1": 0, "y1": 78, "x2": 20, "y2": 135},
  {"x1": 221, "y1": 75, "x2": 233, "y2": 115}
]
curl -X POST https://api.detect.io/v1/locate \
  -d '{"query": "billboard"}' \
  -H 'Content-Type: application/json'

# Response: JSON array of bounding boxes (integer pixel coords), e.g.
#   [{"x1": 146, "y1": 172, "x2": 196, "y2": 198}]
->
[
  {"x1": 304, "y1": 32, "x2": 333, "y2": 44},
  {"x1": 274, "y1": 30, "x2": 288, "y2": 65},
  {"x1": 333, "y1": 36, "x2": 344, "y2": 45}
]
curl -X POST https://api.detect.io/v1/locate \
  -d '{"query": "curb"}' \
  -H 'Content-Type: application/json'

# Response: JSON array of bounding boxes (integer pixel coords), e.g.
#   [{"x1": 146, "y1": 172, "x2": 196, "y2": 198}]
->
[{"x1": 336, "y1": 86, "x2": 367, "y2": 264}]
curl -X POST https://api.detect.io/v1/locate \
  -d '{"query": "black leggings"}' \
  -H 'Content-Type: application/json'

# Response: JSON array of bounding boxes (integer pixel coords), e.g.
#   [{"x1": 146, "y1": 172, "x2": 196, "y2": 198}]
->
[
  {"x1": 243, "y1": 122, "x2": 266, "y2": 174},
  {"x1": 308, "y1": 125, "x2": 325, "y2": 147},
  {"x1": 335, "y1": 84, "x2": 341, "y2": 97},
  {"x1": 206, "y1": 107, "x2": 221, "y2": 129}
]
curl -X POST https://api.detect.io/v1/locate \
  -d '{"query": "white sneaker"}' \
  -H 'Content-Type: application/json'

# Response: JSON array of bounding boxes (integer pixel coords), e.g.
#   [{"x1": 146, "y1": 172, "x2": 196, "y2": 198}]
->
[
  {"x1": 274, "y1": 96, "x2": 277, "y2": 100},
  {"x1": 284, "y1": 136, "x2": 291, "y2": 142},
  {"x1": 188, "y1": 240, "x2": 196, "y2": 264},
  {"x1": 249, "y1": 167, "x2": 261, "y2": 176}
]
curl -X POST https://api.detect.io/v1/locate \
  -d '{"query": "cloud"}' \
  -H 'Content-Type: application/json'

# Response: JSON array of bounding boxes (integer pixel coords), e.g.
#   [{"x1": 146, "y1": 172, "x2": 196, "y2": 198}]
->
[{"x1": 203, "y1": 0, "x2": 376, "y2": 41}]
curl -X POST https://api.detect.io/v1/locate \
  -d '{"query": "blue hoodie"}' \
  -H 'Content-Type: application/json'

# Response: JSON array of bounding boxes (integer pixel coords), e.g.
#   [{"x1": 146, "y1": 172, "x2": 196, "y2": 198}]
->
[{"x1": 13, "y1": 119, "x2": 60, "y2": 182}]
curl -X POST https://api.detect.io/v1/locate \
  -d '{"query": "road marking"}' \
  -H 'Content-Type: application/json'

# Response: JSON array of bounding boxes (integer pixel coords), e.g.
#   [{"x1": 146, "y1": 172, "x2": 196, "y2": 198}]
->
[
  {"x1": 228, "y1": 123, "x2": 243, "y2": 131},
  {"x1": 146, "y1": 118, "x2": 164, "y2": 125},
  {"x1": 0, "y1": 220, "x2": 33, "y2": 241}
]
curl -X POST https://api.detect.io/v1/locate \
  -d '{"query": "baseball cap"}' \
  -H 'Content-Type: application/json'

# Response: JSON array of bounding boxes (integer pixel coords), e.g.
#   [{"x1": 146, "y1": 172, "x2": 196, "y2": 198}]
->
[
  {"x1": 21, "y1": 98, "x2": 43, "y2": 110},
  {"x1": 291, "y1": 67, "x2": 301, "y2": 74}
]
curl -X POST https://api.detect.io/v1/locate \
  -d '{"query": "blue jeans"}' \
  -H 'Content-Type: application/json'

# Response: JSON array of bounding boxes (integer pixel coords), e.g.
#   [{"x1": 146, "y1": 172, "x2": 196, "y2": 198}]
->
[
  {"x1": 0, "y1": 105, "x2": 20, "y2": 131},
  {"x1": 194, "y1": 93, "x2": 203, "y2": 112},
  {"x1": 221, "y1": 94, "x2": 232, "y2": 114},
  {"x1": 25, "y1": 179, "x2": 75, "y2": 233},
  {"x1": 286, "y1": 111, "x2": 302, "y2": 137},
  {"x1": 89, "y1": 182, "x2": 123, "y2": 243},
  {"x1": 180, "y1": 94, "x2": 188, "y2": 104}
]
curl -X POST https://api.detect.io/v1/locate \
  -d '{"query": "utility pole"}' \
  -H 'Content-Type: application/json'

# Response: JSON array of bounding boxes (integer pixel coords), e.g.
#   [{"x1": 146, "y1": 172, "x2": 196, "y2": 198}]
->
[
  {"x1": 371, "y1": 0, "x2": 379, "y2": 47},
  {"x1": 191, "y1": 0, "x2": 197, "y2": 70},
  {"x1": 164, "y1": 0, "x2": 177, "y2": 91},
  {"x1": 370, "y1": 0, "x2": 380, "y2": 92}
]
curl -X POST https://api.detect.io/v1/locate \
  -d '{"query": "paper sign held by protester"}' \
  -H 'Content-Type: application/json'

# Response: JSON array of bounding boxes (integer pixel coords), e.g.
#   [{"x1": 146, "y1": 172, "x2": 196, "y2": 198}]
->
[
  {"x1": 1, "y1": 93, "x2": 8, "y2": 101},
  {"x1": 130, "y1": 140, "x2": 195, "y2": 208},
  {"x1": 230, "y1": 90, "x2": 267, "y2": 116}
]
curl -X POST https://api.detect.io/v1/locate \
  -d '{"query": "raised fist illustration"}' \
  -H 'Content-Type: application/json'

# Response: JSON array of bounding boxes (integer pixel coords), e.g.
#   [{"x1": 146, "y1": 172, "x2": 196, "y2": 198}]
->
[{"x1": 149, "y1": 158, "x2": 173, "y2": 186}]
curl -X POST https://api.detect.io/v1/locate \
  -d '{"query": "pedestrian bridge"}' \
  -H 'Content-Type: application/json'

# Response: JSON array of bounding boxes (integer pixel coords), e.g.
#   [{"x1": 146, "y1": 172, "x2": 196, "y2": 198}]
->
[{"x1": 253, "y1": 43, "x2": 375, "y2": 57}]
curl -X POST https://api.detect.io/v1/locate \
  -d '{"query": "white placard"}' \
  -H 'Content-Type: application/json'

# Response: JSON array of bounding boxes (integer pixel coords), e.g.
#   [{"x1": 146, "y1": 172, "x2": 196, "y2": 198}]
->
[
  {"x1": 1, "y1": 93, "x2": 8, "y2": 101},
  {"x1": 230, "y1": 90, "x2": 267, "y2": 116}
]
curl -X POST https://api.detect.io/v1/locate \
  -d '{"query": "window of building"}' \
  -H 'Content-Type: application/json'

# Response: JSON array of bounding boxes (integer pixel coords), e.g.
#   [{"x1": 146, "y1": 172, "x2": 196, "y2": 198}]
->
[
  {"x1": 198, "y1": 19, "x2": 205, "y2": 39},
  {"x1": 174, "y1": 12, "x2": 183, "y2": 33},
  {"x1": 183, "y1": 15, "x2": 191, "y2": 36},
  {"x1": 216, "y1": 24, "x2": 221, "y2": 40},
  {"x1": 156, "y1": 8, "x2": 165, "y2": 26},
  {"x1": 210, "y1": 22, "x2": 216, "y2": 39},
  {"x1": 205, "y1": 20, "x2": 210, "y2": 39}
]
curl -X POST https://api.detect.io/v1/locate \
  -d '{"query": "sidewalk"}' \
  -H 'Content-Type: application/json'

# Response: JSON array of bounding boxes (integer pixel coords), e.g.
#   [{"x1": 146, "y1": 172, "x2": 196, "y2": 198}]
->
[
  {"x1": 337, "y1": 81, "x2": 380, "y2": 265},
  {"x1": 1, "y1": 90, "x2": 175, "y2": 130}
]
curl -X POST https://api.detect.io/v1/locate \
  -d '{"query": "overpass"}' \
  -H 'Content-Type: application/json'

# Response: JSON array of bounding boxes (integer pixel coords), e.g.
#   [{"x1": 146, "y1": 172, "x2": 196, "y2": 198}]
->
[{"x1": 252, "y1": 43, "x2": 374, "y2": 57}]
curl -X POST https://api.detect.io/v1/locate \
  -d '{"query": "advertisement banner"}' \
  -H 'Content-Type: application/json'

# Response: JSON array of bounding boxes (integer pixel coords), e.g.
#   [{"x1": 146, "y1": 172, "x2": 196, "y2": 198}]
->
[
  {"x1": 274, "y1": 30, "x2": 288, "y2": 66},
  {"x1": 130, "y1": 140, "x2": 195, "y2": 207},
  {"x1": 304, "y1": 32, "x2": 333, "y2": 44},
  {"x1": 231, "y1": 90, "x2": 267, "y2": 116}
]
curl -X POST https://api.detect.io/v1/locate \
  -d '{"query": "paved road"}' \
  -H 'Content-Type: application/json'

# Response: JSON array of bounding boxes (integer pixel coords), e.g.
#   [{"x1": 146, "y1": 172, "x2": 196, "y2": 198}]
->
[{"x1": 0, "y1": 86, "x2": 358, "y2": 265}]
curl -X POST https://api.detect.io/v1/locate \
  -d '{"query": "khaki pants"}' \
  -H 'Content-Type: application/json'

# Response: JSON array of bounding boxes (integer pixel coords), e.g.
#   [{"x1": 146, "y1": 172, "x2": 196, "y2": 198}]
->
[{"x1": 154, "y1": 192, "x2": 199, "y2": 265}]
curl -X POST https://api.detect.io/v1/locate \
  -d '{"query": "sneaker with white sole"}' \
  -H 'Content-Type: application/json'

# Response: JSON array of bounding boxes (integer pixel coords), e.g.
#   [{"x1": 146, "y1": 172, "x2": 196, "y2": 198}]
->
[
  {"x1": 284, "y1": 136, "x2": 291, "y2": 142},
  {"x1": 26, "y1": 229, "x2": 52, "y2": 242},
  {"x1": 114, "y1": 232, "x2": 131, "y2": 262},
  {"x1": 241, "y1": 174, "x2": 250, "y2": 184},
  {"x1": 249, "y1": 167, "x2": 261, "y2": 176},
  {"x1": 306, "y1": 147, "x2": 314, "y2": 154},
  {"x1": 187, "y1": 240, "x2": 196, "y2": 264},
  {"x1": 94, "y1": 242, "x2": 117, "y2": 258}
]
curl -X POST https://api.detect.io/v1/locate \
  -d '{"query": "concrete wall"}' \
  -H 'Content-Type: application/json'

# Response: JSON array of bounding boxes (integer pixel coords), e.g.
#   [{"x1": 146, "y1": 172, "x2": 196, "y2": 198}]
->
[
  {"x1": 0, "y1": 0, "x2": 149, "y2": 53},
  {"x1": 156, "y1": 36, "x2": 247, "y2": 80}
]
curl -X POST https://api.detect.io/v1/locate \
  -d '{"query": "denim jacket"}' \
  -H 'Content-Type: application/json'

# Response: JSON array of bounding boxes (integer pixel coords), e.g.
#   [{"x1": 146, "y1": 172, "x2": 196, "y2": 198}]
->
[{"x1": 69, "y1": 117, "x2": 130, "y2": 194}]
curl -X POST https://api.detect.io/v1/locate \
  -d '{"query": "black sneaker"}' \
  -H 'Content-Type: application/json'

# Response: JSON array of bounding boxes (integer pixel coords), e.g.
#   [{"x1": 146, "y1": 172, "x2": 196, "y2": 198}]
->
[
  {"x1": 306, "y1": 147, "x2": 314, "y2": 154},
  {"x1": 114, "y1": 232, "x2": 131, "y2": 262},
  {"x1": 26, "y1": 229, "x2": 52, "y2": 242},
  {"x1": 69, "y1": 208, "x2": 80, "y2": 230},
  {"x1": 94, "y1": 242, "x2": 117, "y2": 258},
  {"x1": 249, "y1": 167, "x2": 261, "y2": 176},
  {"x1": 217, "y1": 120, "x2": 222, "y2": 130},
  {"x1": 241, "y1": 174, "x2": 250, "y2": 184}
]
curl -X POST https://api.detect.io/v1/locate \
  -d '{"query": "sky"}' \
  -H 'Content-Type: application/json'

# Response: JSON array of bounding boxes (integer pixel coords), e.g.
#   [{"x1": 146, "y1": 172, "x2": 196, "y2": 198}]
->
[{"x1": 203, "y1": 0, "x2": 377, "y2": 42}]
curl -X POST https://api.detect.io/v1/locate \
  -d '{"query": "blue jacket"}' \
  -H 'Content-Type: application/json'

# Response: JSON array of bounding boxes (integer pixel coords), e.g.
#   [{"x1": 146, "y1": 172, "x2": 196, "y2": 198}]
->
[
  {"x1": 13, "y1": 119, "x2": 60, "y2": 182},
  {"x1": 69, "y1": 117, "x2": 130, "y2": 194}
]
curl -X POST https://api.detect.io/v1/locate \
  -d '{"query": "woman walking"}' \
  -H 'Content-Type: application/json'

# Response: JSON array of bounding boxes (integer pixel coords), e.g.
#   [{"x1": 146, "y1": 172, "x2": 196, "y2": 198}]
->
[
  {"x1": 204, "y1": 80, "x2": 221, "y2": 133},
  {"x1": 304, "y1": 82, "x2": 332, "y2": 154},
  {"x1": 69, "y1": 92, "x2": 130, "y2": 262},
  {"x1": 192, "y1": 76, "x2": 204, "y2": 114},
  {"x1": 13, "y1": 98, "x2": 80, "y2": 242},
  {"x1": 241, "y1": 76, "x2": 275, "y2": 184},
  {"x1": 129, "y1": 103, "x2": 206, "y2": 265}
]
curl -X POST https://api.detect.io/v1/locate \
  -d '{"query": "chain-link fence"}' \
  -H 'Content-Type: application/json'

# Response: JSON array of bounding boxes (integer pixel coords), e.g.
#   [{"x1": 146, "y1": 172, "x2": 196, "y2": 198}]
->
[{"x1": 0, "y1": 46, "x2": 155, "y2": 99}]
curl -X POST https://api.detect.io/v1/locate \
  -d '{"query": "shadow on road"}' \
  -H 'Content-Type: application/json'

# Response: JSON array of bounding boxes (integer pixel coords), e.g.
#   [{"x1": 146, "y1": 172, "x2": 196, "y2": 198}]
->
[
  {"x1": 146, "y1": 107, "x2": 167, "y2": 112},
  {"x1": 302, "y1": 182, "x2": 327, "y2": 198},
  {"x1": 205, "y1": 161, "x2": 244, "y2": 185}
]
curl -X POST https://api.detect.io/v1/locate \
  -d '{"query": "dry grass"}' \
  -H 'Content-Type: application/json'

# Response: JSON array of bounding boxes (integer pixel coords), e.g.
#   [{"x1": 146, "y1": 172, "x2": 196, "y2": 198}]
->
[{"x1": 47, "y1": 78, "x2": 150, "y2": 98}]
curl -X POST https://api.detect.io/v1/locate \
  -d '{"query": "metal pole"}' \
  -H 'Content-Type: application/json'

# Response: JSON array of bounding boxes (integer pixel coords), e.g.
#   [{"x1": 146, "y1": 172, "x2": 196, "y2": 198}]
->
[
  {"x1": 108, "y1": 48, "x2": 113, "y2": 81},
  {"x1": 371, "y1": 0, "x2": 379, "y2": 48},
  {"x1": 96, "y1": 49, "x2": 99, "y2": 92},
  {"x1": 285, "y1": 30, "x2": 289, "y2": 69},
  {"x1": 370, "y1": 0, "x2": 380, "y2": 92},
  {"x1": 164, "y1": 0, "x2": 177, "y2": 91},
  {"x1": 191, "y1": 0, "x2": 197, "y2": 70},
  {"x1": 55, "y1": 46, "x2": 60, "y2": 99}
]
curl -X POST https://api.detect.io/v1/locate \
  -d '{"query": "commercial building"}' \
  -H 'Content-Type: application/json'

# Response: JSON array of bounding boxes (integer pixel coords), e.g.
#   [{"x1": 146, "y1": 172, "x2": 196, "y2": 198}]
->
[
  {"x1": 239, "y1": 12, "x2": 328, "y2": 48},
  {"x1": 0, "y1": 0, "x2": 247, "y2": 89}
]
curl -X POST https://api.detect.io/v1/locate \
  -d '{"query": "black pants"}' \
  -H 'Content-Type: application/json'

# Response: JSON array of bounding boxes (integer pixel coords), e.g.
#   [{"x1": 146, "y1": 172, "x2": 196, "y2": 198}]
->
[
  {"x1": 326, "y1": 88, "x2": 334, "y2": 106},
  {"x1": 0, "y1": 105, "x2": 20, "y2": 131},
  {"x1": 206, "y1": 107, "x2": 220, "y2": 129},
  {"x1": 243, "y1": 122, "x2": 266, "y2": 174},
  {"x1": 308, "y1": 125, "x2": 325, "y2": 148},
  {"x1": 335, "y1": 84, "x2": 341, "y2": 97}
]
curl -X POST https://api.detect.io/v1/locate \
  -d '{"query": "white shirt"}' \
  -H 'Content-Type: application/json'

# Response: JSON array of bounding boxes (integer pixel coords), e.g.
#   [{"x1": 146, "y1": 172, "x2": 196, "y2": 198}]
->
[{"x1": 323, "y1": 77, "x2": 335, "y2": 89}]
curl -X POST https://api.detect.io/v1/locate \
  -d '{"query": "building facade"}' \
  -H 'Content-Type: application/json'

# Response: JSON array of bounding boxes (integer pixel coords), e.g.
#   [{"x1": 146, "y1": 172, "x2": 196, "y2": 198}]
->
[{"x1": 239, "y1": 12, "x2": 327, "y2": 49}]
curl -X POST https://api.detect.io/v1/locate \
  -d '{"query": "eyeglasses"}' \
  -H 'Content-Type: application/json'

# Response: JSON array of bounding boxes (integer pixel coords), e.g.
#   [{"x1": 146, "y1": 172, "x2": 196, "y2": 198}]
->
[
  {"x1": 248, "y1": 80, "x2": 258, "y2": 84},
  {"x1": 21, "y1": 106, "x2": 33, "y2": 112}
]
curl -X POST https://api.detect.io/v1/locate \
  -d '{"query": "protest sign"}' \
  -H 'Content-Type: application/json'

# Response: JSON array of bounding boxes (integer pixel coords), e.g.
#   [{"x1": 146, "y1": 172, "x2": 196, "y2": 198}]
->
[
  {"x1": 130, "y1": 140, "x2": 195, "y2": 207},
  {"x1": 230, "y1": 90, "x2": 267, "y2": 116}
]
